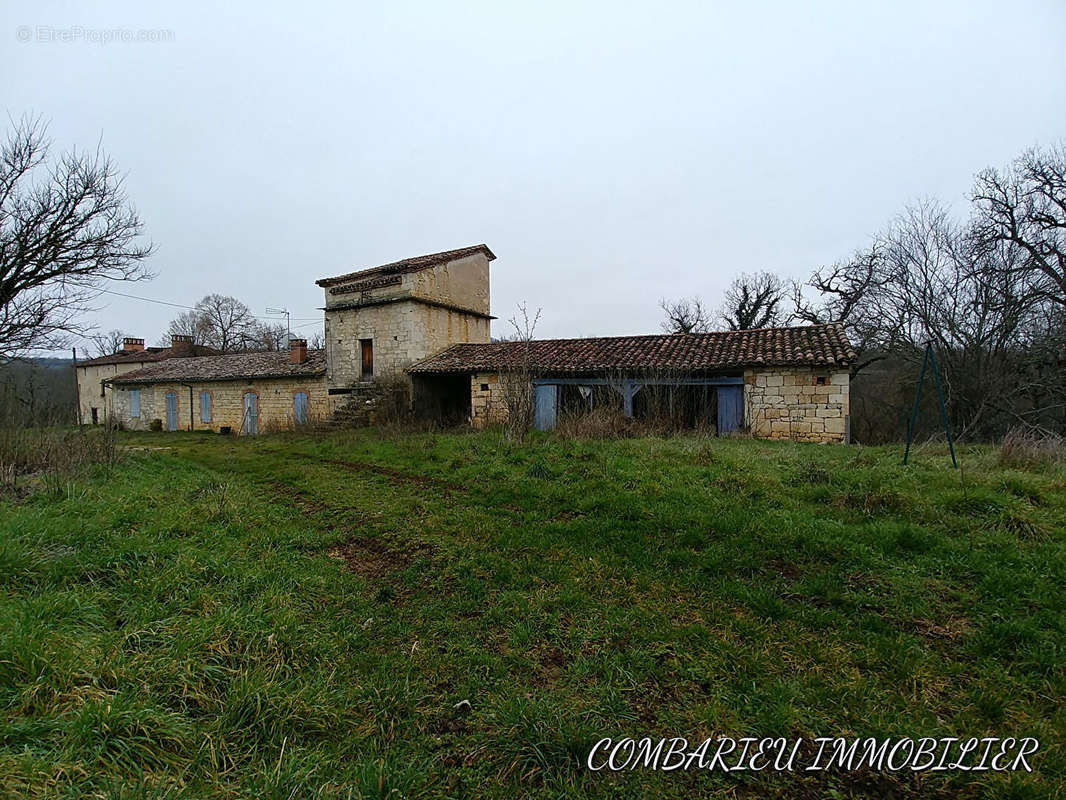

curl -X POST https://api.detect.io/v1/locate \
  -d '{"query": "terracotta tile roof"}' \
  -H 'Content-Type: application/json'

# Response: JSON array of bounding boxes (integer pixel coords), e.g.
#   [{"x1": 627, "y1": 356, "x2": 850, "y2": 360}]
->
[
  {"x1": 408, "y1": 324, "x2": 855, "y2": 374},
  {"x1": 76, "y1": 344, "x2": 219, "y2": 367},
  {"x1": 316, "y1": 244, "x2": 496, "y2": 288},
  {"x1": 108, "y1": 350, "x2": 326, "y2": 385}
]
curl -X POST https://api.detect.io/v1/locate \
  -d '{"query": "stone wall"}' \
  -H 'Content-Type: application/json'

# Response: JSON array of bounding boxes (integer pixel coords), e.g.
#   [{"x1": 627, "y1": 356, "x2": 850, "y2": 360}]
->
[
  {"x1": 75, "y1": 361, "x2": 154, "y2": 424},
  {"x1": 744, "y1": 367, "x2": 850, "y2": 443},
  {"x1": 109, "y1": 376, "x2": 332, "y2": 434},
  {"x1": 324, "y1": 252, "x2": 491, "y2": 315},
  {"x1": 409, "y1": 253, "x2": 491, "y2": 315},
  {"x1": 470, "y1": 371, "x2": 509, "y2": 428},
  {"x1": 325, "y1": 301, "x2": 489, "y2": 388}
]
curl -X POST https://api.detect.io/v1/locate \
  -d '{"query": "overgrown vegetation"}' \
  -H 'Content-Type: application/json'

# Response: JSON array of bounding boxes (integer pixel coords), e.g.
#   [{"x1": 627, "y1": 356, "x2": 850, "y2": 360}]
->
[
  {"x1": 0, "y1": 425, "x2": 119, "y2": 495},
  {"x1": 1, "y1": 429, "x2": 1063, "y2": 798},
  {"x1": 998, "y1": 427, "x2": 1064, "y2": 468}
]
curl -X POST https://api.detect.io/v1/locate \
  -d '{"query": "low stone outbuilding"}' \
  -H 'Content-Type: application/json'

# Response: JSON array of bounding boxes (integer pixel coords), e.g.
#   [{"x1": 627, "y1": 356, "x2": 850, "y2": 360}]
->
[
  {"x1": 409, "y1": 324, "x2": 855, "y2": 442},
  {"x1": 107, "y1": 340, "x2": 330, "y2": 434}
]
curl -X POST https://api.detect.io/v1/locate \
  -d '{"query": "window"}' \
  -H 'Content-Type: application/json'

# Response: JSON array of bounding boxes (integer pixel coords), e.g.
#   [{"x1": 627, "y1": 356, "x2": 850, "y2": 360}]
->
[
  {"x1": 129, "y1": 389, "x2": 141, "y2": 418},
  {"x1": 815, "y1": 376, "x2": 828, "y2": 386},
  {"x1": 480, "y1": 383, "x2": 489, "y2": 392},
  {"x1": 200, "y1": 391, "x2": 212, "y2": 423},
  {"x1": 293, "y1": 391, "x2": 309, "y2": 424}
]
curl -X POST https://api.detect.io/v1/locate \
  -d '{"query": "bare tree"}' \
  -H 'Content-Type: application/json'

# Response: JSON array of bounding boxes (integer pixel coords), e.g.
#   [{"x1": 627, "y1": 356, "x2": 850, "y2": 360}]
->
[
  {"x1": 161, "y1": 309, "x2": 208, "y2": 346},
  {"x1": 163, "y1": 294, "x2": 255, "y2": 352},
  {"x1": 791, "y1": 247, "x2": 888, "y2": 375},
  {"x1": 88, "y1": 329, "x2": 126, "y2": 358},
  {"x1": 307, "y1": 330, "x2": 325, "y2": 350},
  {"x1": 242, "y1": 320, "x2": 287, "y2": 351},
  {"x1": 195, "y1": 294, "x2": 255, "y2": 352},
  {"x1": 719, "y1": 271, "x2": 786, "y2": 330},
  {"x1": 972, "y1": 143, "x2": 1066, "y2": 308},
  {"x1": 659, "y1": 296, "x2": 710, "y2": 333},
  {"x1": 0, "y1": 117, "x2": 153, "y2": 361},
  {"x1": 820, "y1": 199, "x2": 1044, "y2": 440}
]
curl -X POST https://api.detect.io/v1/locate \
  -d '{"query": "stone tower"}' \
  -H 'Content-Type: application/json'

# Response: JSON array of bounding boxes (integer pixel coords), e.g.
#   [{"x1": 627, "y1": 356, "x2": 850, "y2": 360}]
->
[{"x1": 315, "y1": 244, "x2": 495, "y2": 393}]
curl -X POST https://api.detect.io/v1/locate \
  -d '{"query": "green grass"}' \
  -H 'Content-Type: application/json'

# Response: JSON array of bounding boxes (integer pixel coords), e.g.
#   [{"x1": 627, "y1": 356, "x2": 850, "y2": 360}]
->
[{"x1": 1, "y1": 429, "x2": 1064, "y2": 798}]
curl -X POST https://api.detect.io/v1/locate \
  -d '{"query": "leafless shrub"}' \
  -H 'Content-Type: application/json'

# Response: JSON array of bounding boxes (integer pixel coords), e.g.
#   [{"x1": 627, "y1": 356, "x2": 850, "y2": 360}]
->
[
  {"x1": 555, "y1": 406, "x2": 638, "y2": 439},
  {"x1": 500, "y1": 303, "x2": 541, "y2": 443},
  {"x1": 998, "y1": 427, "x2": 1064, "y2": 468},
  {"x1": 373, "y1": 376, "x2": 413, "y2": 426}
]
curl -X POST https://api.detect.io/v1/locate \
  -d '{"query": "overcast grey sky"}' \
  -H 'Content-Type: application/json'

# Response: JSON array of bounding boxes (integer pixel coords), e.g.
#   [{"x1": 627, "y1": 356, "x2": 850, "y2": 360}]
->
[{"x1": 5, "y1": 0, "x2": 1065, "y2": 351}]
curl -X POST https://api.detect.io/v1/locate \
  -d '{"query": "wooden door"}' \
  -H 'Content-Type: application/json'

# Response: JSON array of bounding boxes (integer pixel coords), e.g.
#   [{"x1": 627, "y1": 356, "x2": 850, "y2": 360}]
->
[
  {"x1": 293, "y1": 391, "x2": 308, "y2": 424},
  {"x1": 361, "y1": 339, "x2": 374, "y2": 378},
  {"x1": 243, "y1": 392, "x2": 258, "y2": 435}
]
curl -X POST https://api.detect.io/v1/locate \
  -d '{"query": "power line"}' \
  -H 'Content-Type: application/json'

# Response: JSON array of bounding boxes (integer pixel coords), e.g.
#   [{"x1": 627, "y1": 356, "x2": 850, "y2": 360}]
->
[{"x1": 95, "y1": 287, "x2": 320, "y2": 322}]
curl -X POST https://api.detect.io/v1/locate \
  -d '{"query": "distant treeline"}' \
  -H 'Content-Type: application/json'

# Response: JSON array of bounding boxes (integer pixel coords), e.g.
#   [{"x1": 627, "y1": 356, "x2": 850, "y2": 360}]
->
[{"x1": 0, "y1": 358, "x2": 75, "y2": 427}]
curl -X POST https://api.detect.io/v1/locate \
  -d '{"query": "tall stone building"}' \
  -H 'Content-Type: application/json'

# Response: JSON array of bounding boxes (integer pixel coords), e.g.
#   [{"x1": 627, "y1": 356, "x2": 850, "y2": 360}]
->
[
  {"x1": 315, "y1": 244, "x2": 494, "y2": 390},
  {"x1": 87, "y1": 243, "x2": 854, "y2": 442}
]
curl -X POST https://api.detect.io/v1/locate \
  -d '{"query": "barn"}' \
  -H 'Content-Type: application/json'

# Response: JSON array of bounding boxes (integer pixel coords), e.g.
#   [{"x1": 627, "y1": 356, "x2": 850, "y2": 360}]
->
[{"x1": 409, "y1": 325, "x2": 856, "y2": 442}]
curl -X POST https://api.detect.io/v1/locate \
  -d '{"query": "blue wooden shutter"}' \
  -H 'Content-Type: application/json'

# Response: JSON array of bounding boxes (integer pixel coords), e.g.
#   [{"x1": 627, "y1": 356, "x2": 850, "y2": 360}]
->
[
  {"x1": 294, "y1": 392, "x2": 308, "y2": 424},
  {"x1": 200, "y1": 391, "x2": 211, "y2": 423},
  {"x1": 129, "y1": 389, "x2": 140, "y2": 418}
]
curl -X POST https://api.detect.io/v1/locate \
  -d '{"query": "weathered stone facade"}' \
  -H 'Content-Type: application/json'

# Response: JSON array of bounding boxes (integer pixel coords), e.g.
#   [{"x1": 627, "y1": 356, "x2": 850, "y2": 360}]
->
[
  {"x1": 76, "y1": 360, "x2": 154, "y2": 425},
  {"x1": 470, "y1": 371, "x2": 508, "y2": 428},
  {"x1": 110, "y1": 376, "x2": 332, "y2": 433},
  {"x1": 465, "y1": 366, "x2": 851, "y2": 443},
  {"x1": 744, "y1": 367, "x2": 850, "y2": 443},
  {"x1": 325, "y1": 301, "x2": 489, "y2": 386}
]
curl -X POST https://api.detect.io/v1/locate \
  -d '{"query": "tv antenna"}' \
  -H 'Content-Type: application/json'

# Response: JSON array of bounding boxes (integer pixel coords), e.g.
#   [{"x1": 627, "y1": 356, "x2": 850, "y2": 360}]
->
[{"x1": 266, "y1": 307, "x2": 291, "y2": 340}]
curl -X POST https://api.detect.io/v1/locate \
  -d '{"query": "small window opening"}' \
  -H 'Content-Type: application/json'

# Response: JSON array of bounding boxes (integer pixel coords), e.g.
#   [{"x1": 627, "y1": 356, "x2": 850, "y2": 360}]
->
[
  {"x1": 480, "y1": 383, "x2": 489, "y2": 392},
  {"x1": 815, "y1": 376, "x2": 828, "y2": 386}
]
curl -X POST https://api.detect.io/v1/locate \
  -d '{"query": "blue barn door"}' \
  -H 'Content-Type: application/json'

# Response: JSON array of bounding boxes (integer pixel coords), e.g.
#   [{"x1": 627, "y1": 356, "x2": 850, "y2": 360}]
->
[
  {"x1": 165, "y1": 392, "x2": 178, "y2": 431},
  {"x1": 717, "y1": 385, "x2": 743, "y2": 434},
  {"x1": 533, "y1": 384, "x2": 557, "y2": 431}
]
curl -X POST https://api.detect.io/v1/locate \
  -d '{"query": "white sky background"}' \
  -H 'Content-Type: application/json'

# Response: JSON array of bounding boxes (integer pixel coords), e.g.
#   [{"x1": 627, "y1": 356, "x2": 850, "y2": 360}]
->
[{"x1": 4, "y1": 0, "x2": 1066, "y2": 352}]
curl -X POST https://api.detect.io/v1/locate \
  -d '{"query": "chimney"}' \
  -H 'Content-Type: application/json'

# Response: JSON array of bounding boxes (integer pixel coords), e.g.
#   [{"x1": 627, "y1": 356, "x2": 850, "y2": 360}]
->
[
  {"x1": 170, "y1": 334, "x2": 194, "y2": 356},
  {"x1": 289, "y1": 338, "x2": 308, "y2": 364},
  {"x1": 122, "y1": 337, "x2": 145, "y2": 352}
]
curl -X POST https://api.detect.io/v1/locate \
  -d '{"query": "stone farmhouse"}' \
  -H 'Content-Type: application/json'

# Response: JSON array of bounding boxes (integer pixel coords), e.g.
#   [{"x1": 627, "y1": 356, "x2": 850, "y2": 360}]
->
[{"x1": 77, "y1": 244, "x2": 855, "y2": 442}]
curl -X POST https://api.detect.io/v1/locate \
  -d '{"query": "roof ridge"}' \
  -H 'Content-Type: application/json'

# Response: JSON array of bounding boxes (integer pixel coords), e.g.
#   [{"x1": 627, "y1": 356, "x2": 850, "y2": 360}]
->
[
  {"x1": 316, "y1": 244, "x2": 496, "y2": 287},
  {"x1": 456, "y1": 323, "x2": 841, "y2": 348},
  {"x1": 409, "y1": 324, "x2": 856, "y2": 374}
]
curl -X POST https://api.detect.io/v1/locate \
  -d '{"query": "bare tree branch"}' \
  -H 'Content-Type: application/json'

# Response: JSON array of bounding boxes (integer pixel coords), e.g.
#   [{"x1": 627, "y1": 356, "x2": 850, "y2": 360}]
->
[
  {"x1": 0, "y1": 116, "x2": 154, "y2": 360},
  {"x1": 659, "y1": 296, "x2": 710, "y2": 333},
  {"x1": 719, "y1": 271, "x2": 786, "y2": 330}
]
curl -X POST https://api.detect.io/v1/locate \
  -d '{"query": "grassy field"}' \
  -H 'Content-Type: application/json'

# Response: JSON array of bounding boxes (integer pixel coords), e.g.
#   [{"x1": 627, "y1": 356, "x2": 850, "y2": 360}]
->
[{"x1": 1, "y1": 429, "x2": 1064, "y2": 798}]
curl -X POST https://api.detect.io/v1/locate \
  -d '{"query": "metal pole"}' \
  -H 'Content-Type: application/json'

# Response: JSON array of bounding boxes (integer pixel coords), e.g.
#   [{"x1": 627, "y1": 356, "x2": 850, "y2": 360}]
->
[
  {"x1": 903, "y1": 344, "x2": 929, "y2": 465},
  {"x1": 72, "y1": 347, "x2": 82, "y2": 426},
  {"x1": 926, "y1": 344, "x2": 958, "y2": 469}
]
